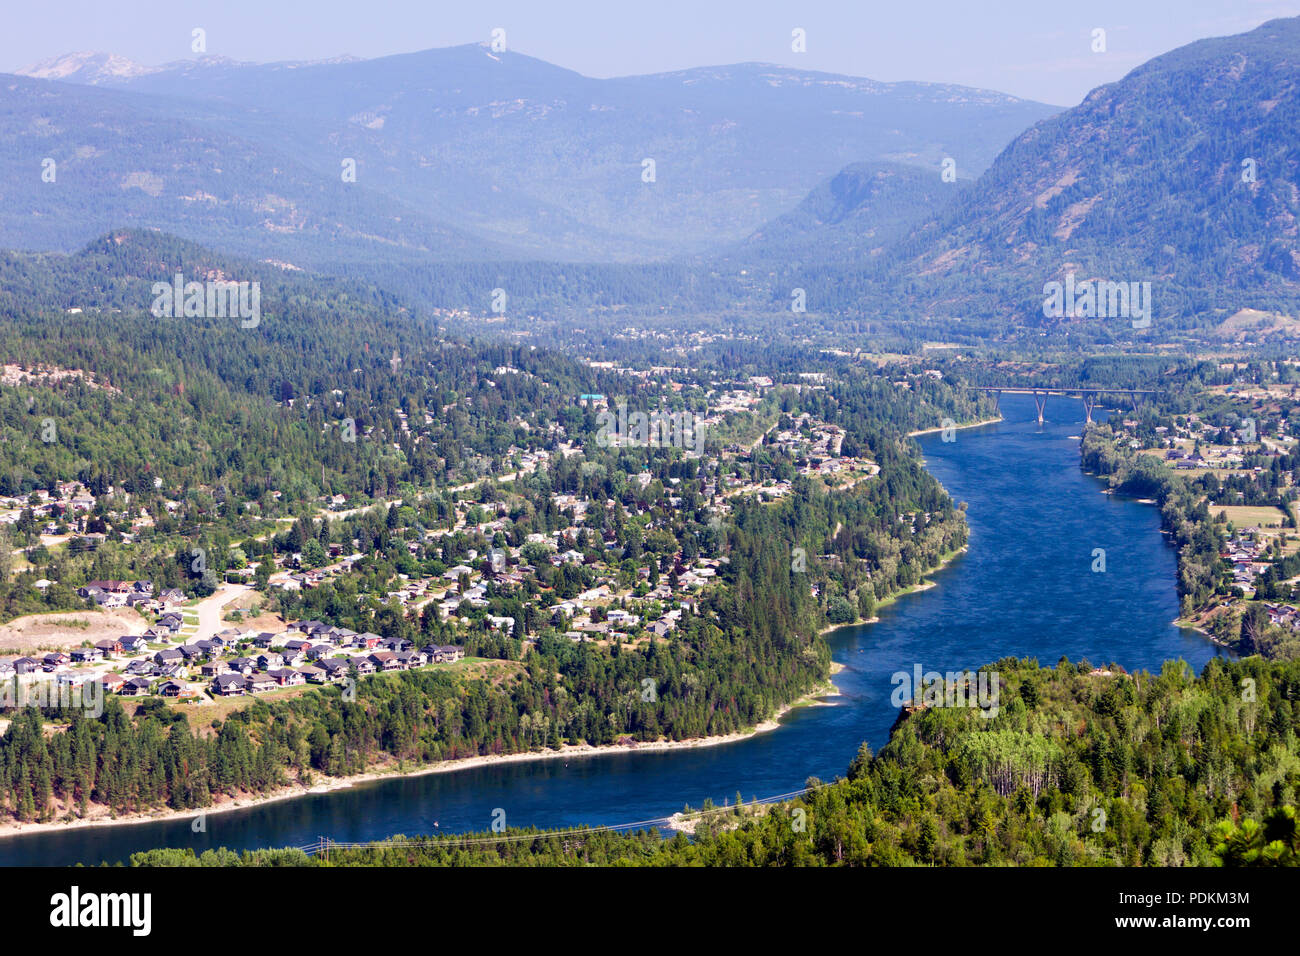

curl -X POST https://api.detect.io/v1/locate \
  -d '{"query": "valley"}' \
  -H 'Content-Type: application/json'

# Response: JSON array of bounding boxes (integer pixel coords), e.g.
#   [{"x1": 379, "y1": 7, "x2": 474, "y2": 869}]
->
[{"x1": 0, "y1": 6, "x2": 1296, "y2": 897}]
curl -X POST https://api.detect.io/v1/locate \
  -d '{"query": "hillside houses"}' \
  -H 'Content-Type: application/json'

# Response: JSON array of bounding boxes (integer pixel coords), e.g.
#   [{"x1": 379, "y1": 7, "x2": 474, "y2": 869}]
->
[
  {"x1": 75, "y1": 580, "x2": 187, "y2": 613},
  {"x1": 0, "y1": 613, "x2": 473, "y2": 706}
]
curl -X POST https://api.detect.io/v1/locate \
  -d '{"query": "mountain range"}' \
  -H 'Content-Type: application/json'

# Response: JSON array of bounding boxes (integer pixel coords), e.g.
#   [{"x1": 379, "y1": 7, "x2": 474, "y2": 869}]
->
[
  {"x1": 5, "y1": 18, "x2": 1300, "y2": 337},
  {"x1": 4, "y1": 46, "x2": 1056, "y2": 265}
]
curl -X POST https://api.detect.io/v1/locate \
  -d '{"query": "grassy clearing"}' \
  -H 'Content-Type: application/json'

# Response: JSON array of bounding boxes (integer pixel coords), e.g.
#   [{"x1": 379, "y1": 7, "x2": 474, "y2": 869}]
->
[
  {"x1": 175, "y1": 683, "x2": 319, "y2": 726},
  {"x1": 1213, "y1": 505, "x2": 1290, "y2": 528}
]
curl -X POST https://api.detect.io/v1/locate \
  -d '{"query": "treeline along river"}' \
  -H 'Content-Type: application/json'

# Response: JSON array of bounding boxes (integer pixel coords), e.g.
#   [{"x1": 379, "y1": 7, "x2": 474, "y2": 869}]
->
[{"x1": 0, "y1": 394, "x2": 1225, "y2": 865}]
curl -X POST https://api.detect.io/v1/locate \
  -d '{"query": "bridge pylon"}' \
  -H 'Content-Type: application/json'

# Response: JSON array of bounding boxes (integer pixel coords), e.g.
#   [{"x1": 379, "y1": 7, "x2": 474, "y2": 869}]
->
[
  {"x1": 1032, "y1": 390, "x2": 1047, "y2": 425},
  {"x1": 1082, "y1": 394, "x2": 1097, "y2": 426}
]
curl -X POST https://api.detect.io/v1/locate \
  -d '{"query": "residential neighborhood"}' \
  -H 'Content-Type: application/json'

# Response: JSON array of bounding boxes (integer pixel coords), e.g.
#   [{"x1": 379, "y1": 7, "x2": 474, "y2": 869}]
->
[{"x1": 0, "y1": 605, "x2": 469, "y2": 704}]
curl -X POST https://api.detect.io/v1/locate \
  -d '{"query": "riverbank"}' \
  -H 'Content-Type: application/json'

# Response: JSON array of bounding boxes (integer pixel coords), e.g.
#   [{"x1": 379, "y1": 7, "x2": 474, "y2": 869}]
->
[
  {"x1": 0, "y1": 679, "x2": 840, "y2": 842},
  {"x1": 819, "y1": 546, "x2": 969, "y2": 636},
  {"x1": 1079, "y1": 428, "x2": 1236, "y2": 656},
  {"x1": 1174, "y1": 612, "x2": 1241, "y2": 652}
]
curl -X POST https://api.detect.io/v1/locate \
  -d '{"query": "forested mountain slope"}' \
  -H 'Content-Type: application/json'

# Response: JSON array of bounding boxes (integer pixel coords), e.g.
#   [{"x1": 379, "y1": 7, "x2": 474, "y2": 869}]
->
[{"x1": 769, "y1": 17, "x2": 1300, "y2": 332}]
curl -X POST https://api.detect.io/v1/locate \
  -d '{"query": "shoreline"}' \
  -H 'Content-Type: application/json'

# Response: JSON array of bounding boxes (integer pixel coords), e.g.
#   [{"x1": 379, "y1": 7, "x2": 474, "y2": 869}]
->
[
  {"x1": 819, "y1": 545, "x2": 968, "y2": 636},
  {"x1": 0, "y1": 680, "x2": 839, "y2": 843},
  {"x1": 1174, "y1": 615, "x2": 1239, "y2": 652},
  {"x1": 1083, "y1": 436, "x2": 1237, "y2": 658}
]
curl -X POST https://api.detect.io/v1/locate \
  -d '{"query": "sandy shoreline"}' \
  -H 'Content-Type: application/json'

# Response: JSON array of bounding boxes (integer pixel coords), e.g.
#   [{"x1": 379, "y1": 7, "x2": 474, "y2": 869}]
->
[{"x1": 0, "y1": 681, "x2": 839, "y2": 844}]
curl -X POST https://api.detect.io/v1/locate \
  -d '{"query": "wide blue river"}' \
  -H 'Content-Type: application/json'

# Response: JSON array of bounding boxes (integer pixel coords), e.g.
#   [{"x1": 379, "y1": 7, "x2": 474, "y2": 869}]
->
[{"x1": 0, "y1": 393, "x2": 1224, "y2": 865}]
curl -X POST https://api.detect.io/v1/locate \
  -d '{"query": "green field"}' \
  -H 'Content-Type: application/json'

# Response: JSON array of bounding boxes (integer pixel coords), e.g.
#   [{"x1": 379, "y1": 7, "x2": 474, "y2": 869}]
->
[{"x1": 1213, "y1": 504, "x2": 1290, "y2": 528}]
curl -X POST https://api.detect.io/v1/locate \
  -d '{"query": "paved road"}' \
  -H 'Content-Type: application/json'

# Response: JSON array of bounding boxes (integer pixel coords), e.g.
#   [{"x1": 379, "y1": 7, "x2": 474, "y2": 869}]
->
[{"x1": 192, "y1": 584, "x2": 254, "y2": 640}]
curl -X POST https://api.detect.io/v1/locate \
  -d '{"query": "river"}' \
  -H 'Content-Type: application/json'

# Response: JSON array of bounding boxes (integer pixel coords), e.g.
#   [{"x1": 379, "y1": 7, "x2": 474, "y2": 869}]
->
[{"x1": 0, "y1": 393, "x2": 1225, "y2": 865}]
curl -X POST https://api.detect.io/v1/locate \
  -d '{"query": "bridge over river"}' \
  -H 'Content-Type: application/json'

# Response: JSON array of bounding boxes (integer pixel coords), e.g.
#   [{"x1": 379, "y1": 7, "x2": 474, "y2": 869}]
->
[{"x1": 966, "y1": 386, "x2": 1161, "y2": 425}]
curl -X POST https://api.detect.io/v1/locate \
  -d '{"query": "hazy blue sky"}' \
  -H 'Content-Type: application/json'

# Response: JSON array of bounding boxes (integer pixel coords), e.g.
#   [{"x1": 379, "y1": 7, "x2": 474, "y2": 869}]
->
[{"x1": 4, "y1": 0, "x2": 1299, "y2": 105}]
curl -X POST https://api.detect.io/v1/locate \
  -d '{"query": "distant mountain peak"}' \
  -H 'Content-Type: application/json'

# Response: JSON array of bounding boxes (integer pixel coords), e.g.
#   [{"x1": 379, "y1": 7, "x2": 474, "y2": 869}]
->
[
  {"x1": 16, "y1": 50, "x2": 367, "y2": 84},
  {"x1": 17, "y1": 51, "x2": 160, "y2": 83}
]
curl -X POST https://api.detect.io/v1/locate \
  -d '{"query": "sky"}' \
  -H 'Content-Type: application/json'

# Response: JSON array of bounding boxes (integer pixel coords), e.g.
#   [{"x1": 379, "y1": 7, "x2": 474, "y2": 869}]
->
[{"x1": 3, "y1": 0, "x2": 1299, "y2": 106}]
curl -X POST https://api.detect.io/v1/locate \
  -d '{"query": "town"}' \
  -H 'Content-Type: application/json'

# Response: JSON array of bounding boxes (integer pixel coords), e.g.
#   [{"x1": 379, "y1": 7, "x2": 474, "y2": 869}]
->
[{"x1": 0, "y1": 364, "x2": 902, "y2": 713}]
